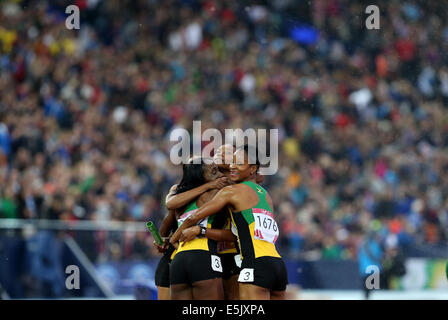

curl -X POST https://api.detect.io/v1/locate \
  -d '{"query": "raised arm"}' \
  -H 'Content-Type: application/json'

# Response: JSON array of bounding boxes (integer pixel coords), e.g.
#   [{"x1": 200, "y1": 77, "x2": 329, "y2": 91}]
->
[
  {"x1": 203, "y1": 228, "x2": 236, "y2": 242},
  {"x1": 153, "y1": 209, "x2": 177, "y2": 253},
  {"x1": 165, "y1": 177, "x2": 231, "y2": 210},
  {"x1": 159, "y1": 209, "x2": 177, "y2": 238},
  {"x1": 170, "y1": 186, "x2": 235, "y2": 245}
]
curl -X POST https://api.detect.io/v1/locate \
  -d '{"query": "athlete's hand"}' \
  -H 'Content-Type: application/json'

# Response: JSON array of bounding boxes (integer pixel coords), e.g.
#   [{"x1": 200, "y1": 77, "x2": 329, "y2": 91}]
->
[
  {"x1": 207, "y1": 177, "x2": 233, "y2": 190},
  {"x1": 153, "y1": 238, "x2": 169, "y2": 254},
  {"x1": 179, "y1": 226, "x2": 201, "y2": 243}
]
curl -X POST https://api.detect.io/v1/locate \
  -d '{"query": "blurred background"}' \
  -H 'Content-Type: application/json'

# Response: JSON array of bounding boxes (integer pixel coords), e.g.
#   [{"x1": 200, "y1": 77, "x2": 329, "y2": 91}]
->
[{"x1": 0, "y1": 0, "x2": 447, "y2": 299}]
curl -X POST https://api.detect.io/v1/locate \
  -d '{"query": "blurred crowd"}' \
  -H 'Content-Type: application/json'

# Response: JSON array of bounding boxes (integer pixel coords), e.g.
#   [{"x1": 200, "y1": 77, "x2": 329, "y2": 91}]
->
[{"x1": 1, "y1": 0, "x2": 448, "y2": 263}]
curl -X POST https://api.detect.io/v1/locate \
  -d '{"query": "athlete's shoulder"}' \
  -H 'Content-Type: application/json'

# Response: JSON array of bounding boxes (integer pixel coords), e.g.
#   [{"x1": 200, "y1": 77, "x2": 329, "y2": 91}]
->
[
  {"x1": 169, "y1": 184, "x2": 178, "y2": 194},
  {"x1": 219, "y1": 183, "x2": 246, "y2": 197},
  {"x1": 225, "y1": 183, "x2": 248, "y2": 190},
  {"x1": 198, "y1": 188, "x2": 218, "y2": 205},
  {"x1": 165, "y1": 184, "x2": 178, "y2": 205}
]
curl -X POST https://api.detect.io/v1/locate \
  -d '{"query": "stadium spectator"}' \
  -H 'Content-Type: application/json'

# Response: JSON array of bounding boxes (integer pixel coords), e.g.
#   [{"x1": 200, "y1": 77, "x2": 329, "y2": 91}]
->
[{"x1": 0, "y1": 0, "x2": 447, "y2": 265}]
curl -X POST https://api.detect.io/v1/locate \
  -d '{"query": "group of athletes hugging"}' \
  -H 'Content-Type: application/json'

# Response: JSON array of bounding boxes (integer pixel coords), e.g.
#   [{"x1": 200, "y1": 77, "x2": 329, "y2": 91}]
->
[{"x1": 153, "y1": 144, "x2": 288, "y2": 300}]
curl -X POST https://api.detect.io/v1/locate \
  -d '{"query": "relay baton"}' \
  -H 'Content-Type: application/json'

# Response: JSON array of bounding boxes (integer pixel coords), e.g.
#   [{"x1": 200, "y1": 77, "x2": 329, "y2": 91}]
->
[{"x1": 146, "y1": 221, "x2": 163, "y2": 246}]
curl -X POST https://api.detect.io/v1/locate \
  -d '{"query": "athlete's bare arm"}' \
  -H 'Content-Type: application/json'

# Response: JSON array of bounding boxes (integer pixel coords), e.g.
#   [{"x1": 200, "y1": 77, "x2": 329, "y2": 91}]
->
[
  {"x1": 159, "y1": 210, "x2": 177, "y2": 238},
  {"x1": 171, "y1": 187, "x2": 237, "y2": 243},
  {"x1": 153, "y1": 209, "x2": 177, "y2": 253},
  {"x1": 165, "y1": 177, "x2": 231, "y2": 210},
  {"x1": 179, "y1": 226, "x2": 237, "y2": 243},
  {"x1": 170, "y1": 185, "x2": 240, "y2": 245}
]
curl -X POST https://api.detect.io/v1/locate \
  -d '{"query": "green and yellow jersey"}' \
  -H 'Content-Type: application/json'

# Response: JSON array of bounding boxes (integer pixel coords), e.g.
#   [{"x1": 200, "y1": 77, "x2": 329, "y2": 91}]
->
[
  {"x1": 170, "y1": 248, "x2": 178, "y2": 260},
  {"x1": 176, "y1": 200, "x2": 224, "y2": 254},
  {"x1": 230, "y1": 181, "x2": 281, "y2": 260},
  {"x1": 217, "y1": 215, "x2": 239, "y2": 255}
]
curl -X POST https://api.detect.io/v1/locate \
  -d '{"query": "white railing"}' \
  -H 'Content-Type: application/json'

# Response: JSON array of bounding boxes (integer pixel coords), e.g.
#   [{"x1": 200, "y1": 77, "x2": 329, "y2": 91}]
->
[{"x1": 0, "y1": 218, "x2": 147, "y2": 232}]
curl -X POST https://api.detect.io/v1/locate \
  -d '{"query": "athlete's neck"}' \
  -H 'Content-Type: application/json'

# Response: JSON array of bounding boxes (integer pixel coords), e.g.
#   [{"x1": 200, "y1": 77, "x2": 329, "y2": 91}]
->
[{"x1": 241, "y1": 177, "x2": 257, "y2": 184}]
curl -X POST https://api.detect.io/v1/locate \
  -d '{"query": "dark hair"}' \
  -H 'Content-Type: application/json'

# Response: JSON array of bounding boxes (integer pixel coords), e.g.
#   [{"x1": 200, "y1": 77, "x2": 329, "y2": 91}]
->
[
  {"x1": 237, "y1": 144, "x2": 260, "y2": 171},
  {"x1": 173, "y1": 157, "x2": 208, "y2": 195}
]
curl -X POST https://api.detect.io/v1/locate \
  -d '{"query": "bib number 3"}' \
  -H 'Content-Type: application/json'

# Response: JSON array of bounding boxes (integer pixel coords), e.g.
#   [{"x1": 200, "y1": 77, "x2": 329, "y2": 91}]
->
[
  {"x1": 238, "y1": 268, "x2": 254, "y2": 282},
  {"x1": 211, "y1": 255, "x2": 223, "y2": 272}
]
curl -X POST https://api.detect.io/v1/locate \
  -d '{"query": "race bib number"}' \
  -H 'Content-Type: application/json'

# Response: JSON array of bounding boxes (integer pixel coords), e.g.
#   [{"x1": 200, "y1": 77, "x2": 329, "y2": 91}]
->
[
  {"x1": 211, "y1": 255, "x2": 223, "y2": 272},
  {"x1": 234, "y1": 254, "x2": 242, "y2": 268},
  {"x1": 238, "y1": 268, "x2": 254, "y2": 282},
  {"x1": 253, "y1": 208, "x2": 279, "y2": 244}
]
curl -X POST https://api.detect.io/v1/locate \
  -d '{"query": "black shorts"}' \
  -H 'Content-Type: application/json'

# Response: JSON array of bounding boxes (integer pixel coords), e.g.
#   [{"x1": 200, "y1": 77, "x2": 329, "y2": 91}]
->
[
  {"x1": 219, "y1": 253, "x2": 241, "y2": 280},
  {"x1": 238, "y1": 256, "x2": 288, "y2": 291},
  {"x1": 170, "y1": 250, "x2": 222, "y2": 285},
  {"x1": 154, "y1": 246, "x2": 175, "y2": 288}
]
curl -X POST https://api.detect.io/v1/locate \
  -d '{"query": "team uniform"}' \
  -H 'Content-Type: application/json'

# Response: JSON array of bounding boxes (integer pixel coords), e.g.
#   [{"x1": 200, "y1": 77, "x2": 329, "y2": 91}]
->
[
  {"x1": 154, "y1": 244, "x2": 177, "y2": 287},
  {"x1": 170, "y1": 201, "x2": 226, "y2": 285},
  {"x1": 230, "y1": 181, "x2": 288, "y2": 291},
  {"x1": 217, "y1": 216, "x2": 241, "y2": 280}
]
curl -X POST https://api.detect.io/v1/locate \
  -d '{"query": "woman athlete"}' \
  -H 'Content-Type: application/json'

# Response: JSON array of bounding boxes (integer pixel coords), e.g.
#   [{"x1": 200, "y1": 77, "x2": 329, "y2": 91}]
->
[
  {"x1": 153, "y1": 208, "x2": 177, "y2": 300},
  {"x1": 212, "y1": 144, "x2": 243, "y2": 300},
  {"x1": 166, "y1": 144, "x2": 242, "y2": 300},
  {"x1": 171, "y1": 145, "x2": 288, "y2": 300},
  {"x1": 153, "y1": 158, "x2": 232, "y2": 299},
  {"x1": 168, "y1": 157, "x2": 235, "y2": 300}
]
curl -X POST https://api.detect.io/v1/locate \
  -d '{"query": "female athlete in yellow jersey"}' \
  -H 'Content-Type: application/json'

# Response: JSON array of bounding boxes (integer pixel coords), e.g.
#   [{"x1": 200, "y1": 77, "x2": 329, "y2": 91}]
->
[
  {"x1": 154, "y1": 154, "x2": 234, "y2": 299},
  {"x1": 168, "y1": 157, "x2": 236, "y2": 299},
  {"x1": 171, "y1": 145, "x2": 288, "y2": 300},
  {"x1": 153, "y1": 208, "x2": 177, "y2": 300},
  {"x1": 166, "y1": 144, "x2": 242, "y2": 300}
]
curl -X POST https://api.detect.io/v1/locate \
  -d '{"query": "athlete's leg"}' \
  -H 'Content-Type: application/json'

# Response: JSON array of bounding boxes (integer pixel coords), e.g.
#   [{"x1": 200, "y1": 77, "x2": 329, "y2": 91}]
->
[
  {"x1": 155, "y1": 254, "x2": 171, "y2": 299},
  {"x1": 270, "y1": 290, "x2": 286, "y2": 300},
  {"x1": 223, "y1": 275, "x2": 240, "y2": 300},
  {"x1": 192, "y1": 278, "x2": 224, "y2": 300},
  {"x1": 239, "y1": 283, "x2": 270, "y2": 300},
  {"x1": 170, "y1": 284, "x2": 193, "y2": 300},
  {"x1": 157, "y1": 286, "x2": 171, "y2": 300}
]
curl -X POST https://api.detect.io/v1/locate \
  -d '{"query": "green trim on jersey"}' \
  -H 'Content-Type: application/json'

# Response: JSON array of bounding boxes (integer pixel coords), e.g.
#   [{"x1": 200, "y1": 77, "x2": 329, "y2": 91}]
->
[
  {"x1": 240, "y1": 180, "x2": 273, "y2": 225},
  {"x1": 185, "y1": 200, "x2": 198, "y2": 212},
  {"x1": 230, "y1": 180, "x2": 280, "y2": 260}
]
